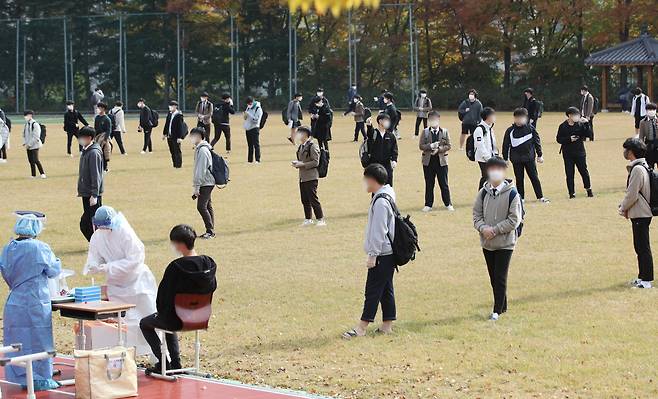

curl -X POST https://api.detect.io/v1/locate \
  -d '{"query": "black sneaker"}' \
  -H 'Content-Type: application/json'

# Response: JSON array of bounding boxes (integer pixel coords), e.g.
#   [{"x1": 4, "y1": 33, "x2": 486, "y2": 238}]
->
[
  {"x1": 569, "y1": 193, "x2": 576, "y2": 199},
  {"x1": 200, "y1": 232, "x2": 215, "y2": 239},
  {"x1": 586, "y1": 189, "x2": 594, "y2": 198}
]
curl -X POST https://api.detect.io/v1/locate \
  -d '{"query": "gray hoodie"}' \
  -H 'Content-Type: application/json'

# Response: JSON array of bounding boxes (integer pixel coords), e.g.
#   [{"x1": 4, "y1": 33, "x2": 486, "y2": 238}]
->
[
  {"x1": 23, "y1": 119, "x2": 42, "y2": 150},
  {"x1": 458, "y1": 99, "x2": 483, "y2": 126},
  {"x1": 473, "y1": 180, "x2": 522, "y2": 251},
  {"x1": 193, "y1": 141, "x2": 215, "y2": 191},
  {"x1": 243, "y1": 101, "x2": 263, "y2": 131},
  {"x1": 364, "y1": 185, "x2": 396, "y2": 258}
]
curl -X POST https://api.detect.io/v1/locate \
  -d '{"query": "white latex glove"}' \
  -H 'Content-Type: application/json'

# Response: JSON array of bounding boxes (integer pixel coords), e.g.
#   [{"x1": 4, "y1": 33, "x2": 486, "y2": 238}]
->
[
  {"x1": 537, "y1": 156, "x2": 544, "y2": 164},
  {"x1": 83, "y1": 263, "x2": 106, "y2": 275},
  {"x1": 391, "y1": 160, "x2": 397, "y2": 169},
  {"x1": 89, "y1": 196, "x2": 98, "y2": 206},
  {"x1": 365, "y1": 117, "x2": 372, "y2": 126},
  {"x1": 366, "y1": 256, "x2": 377, "y2": 268}
]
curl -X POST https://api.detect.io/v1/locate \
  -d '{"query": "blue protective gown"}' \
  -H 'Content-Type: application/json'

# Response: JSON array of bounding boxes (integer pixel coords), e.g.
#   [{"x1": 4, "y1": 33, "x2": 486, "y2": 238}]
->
[{"x1": 0, "y1": 238, "x2": 61, "y2": 388}]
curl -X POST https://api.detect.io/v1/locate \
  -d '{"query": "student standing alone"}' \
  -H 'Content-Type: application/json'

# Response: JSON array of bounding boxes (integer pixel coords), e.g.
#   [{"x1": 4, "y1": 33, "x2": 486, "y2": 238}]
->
[
  {"x1": 292, "y1": 126, "x2": 325, "y2": 227},
  {"x1": 163, "y1": 100, "x2": 184, "y2": 168},
  {"x1": 419, "y1": 111, "x2": 453, "y2": 212},
  {"x1": 243, "y1": 97, "x2": 263, "y2": 164},
  {"x1": 22, "y1": 110, "x2": 46, "y2": 179},
  {"x1": 63, "y1": 100, "x2": 88, "y2": 157},
  {"x1": 190, "y1": 127, "x2": 216, "y2": 239},
  {"x1": 556, "y1": 107, "x2": 593, "y2": 199}
]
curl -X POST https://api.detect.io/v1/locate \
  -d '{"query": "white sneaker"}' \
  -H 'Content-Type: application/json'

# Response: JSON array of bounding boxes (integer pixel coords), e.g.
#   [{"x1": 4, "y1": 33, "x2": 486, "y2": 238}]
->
[
  {"x1": 255, "y1": 161, "x2": 260, "y2": 164},
  {"x1": 140, "y1": 151, "x2": 146, "y2": 154},
  {"x1": 316, "y1": 219, "x2": 327, "y2": 227},
  {"x1": 0, "y1": 159, "x2": 7, "y2": 164},
  {"x1": 68, "y1": 153, "x2": 73, "y2": 158},
  {"x1": 638, "y1": 281, "x2": 653, "y2": 289},
  {"x1": 446, "y1": 205, "x2": 455, "y2": 212},
  {"x1": 421, "y1": 206, "x2": 432, "y2": 212},
  {"x1": 40, "y1": 174, "x2": 47, "y2": 179},
  {"x1": 489, "y1": 312, "x2": 499, "y2": 321},
  {"x1": 302, "y1": 219, "x2": 314, "y2": 227},
  {"x1": 539, "y1": 197, "x2": 550, "y2": 204}
]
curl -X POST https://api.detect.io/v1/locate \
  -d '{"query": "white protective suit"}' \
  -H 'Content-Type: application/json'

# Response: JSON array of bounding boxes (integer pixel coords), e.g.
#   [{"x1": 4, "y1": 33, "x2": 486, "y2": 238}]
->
[{"x1": 84, "y1": 214, "x2": 157, "y2": 355}]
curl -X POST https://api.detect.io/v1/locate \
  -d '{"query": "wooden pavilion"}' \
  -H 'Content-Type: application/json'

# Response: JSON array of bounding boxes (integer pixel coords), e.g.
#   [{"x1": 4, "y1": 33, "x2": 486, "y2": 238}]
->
[{"x1": 585, "y1": 33, "x2": 658, "y2": 111}]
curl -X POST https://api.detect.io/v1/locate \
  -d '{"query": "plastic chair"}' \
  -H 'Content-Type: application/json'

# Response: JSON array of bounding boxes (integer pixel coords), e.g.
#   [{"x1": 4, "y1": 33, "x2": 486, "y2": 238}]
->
[
  {"x1": 147, "y1": 293, "x2": 213, "y2": 381},
  {"x1": 0, "y1": 347, "x2": 56, "y2": 399}
]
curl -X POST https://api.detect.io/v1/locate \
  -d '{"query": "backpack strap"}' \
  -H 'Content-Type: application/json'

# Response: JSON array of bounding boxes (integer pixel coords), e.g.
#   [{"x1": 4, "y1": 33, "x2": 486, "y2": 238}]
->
[{"x1": 628, "y1": 163, "x2": 652, "y2": 206}]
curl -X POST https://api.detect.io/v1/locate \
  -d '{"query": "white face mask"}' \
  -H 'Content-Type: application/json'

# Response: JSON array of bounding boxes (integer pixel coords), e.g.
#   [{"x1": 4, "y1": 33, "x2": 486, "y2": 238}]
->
[
  {"x1": 201, "y1": 98, "x2": 207, "y2": 102},
  {"x1": 420, "y1": 93, "x2": 427, "y2": 98},
  {"x1": 468, "y1": 95, "x2": 475, "y2": 101},
  {"x1": 488, "y1": 169, "x2": 505, "y2": 184},
  {"x1": 78, "y1": 138, "x2": 90, "y2": 147},
  {"x1": 353, "y1": 98, "x2": 358, "y2": 103},
  {"x1": 316, "y1": 92, "x2": 323, "y2": 97},
  {"x1": 168, "y1": 106, "x2": 175, "y2": 112},
  {"x1": 383, "y1": 99, "x2": 390, "y2": 105},
  {"x1": 137, "y1": 103, "x2": 143, "y2": 108},
  {"x1": 23, "y1": 116, "x2": 30, "y2": 122},
  {"x1": 429, "y1": 119, "x2": 440, "y2": 128},
  {"x1": 67, "y1": 105, "x2": 74, "y2": 111},
  {"x1": 647, "y1": 110, "x2": 657, "y2": 118},
  {"x1": 381, "y1": 121, "x2": 391, "y2": 129}
]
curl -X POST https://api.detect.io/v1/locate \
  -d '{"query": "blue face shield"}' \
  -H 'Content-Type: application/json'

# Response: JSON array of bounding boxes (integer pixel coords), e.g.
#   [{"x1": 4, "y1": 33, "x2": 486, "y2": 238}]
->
[{"x1": 14, "y1": 214, "x2": 44, "y2": 237}]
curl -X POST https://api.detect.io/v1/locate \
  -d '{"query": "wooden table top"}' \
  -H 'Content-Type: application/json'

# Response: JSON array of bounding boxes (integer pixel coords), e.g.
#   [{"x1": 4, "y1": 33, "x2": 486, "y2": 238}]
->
[{"x1": 52, "y1": 301, "x2": 136, "y2": 314}]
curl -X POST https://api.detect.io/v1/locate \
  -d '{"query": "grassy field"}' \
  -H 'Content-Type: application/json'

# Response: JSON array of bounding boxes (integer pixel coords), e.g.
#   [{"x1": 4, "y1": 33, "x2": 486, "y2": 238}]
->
[{"x1": 0, "y1": 110, "x2": 656, "y2": 398}]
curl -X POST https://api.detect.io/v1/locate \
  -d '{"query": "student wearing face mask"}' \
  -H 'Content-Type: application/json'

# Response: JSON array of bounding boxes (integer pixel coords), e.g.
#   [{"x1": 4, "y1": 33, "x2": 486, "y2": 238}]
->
[
  {"x1": 618, "y1": 138, "x2": 654, "y2": 289},
  {"x1": 195, "y1": 92, "x2": 213, "y2": 142},
  {"x1": 211, "y1": 94, "x2": 235, "y2": 153},
  {"x1": 22, "y1": 110, "x2": 46, "y2": 179},
  {"x1": 522, "y1": 88, "x2": 540, "y2": 128},
  {"x1": 374, "y1": 89, "x2": 387, "y2": 111},
  {"x1": 137, "y1": 98, "x2": 154, "y2": 154},
  {"x1": 291, "y1": 126, "x2": 325, "y2": 227},
  {"x1": 163, "y1": 100, "x2": 184, "y2": 168},
  {"x1": 639, "y1": 103, "x2": 658, "y2": 168},
  {"x1": 502, "y1": 108, "x2": 549, "y2": 203},
  {"x1": 109, "y1": 101, "x2": 127, "y2": 155},
  {"x1": 63, "y1": 100, "x2": 89, "y2": 157},
  {"x1": 310, "y1": 96, "x2": 333, "y2": 151},
  {"x1": 365, "y1": 114, "x2": 398, "y2": 186},
  {"x1": 473, "y1": 156, "x2": 522, "y2": 321},
  {"x1": 140, "y1": 224, "x2": 217, "y2": 375},
  {"x1": 286, "y1": 93, "x2": 303, "y2": 145},
  {"x1": 94, "y1": 102, "x2": 113, "y2": 172},
  {"x1": 243, "y1": 97, "x2": 263, "y2": 163},
  {"x1": 308, "y1": 88, "x2": 330, "y2": 131},
  {"x1": 579, "y1": 86, "x2": 595, "y2": 140},
  {"x1": 382, "y1": 92, "x2": 400, "y2": 140},
  {"x1": 473, "y1": 107, "x2": 498, "y2": 190},
  {"x1": 350, "y1": 95, "x2": 366, "y2": 142},
  {"x1": 630, "y1": 87, "x2": 650, "y2": 136},
  {"x1": 190, "y1": 128, "x2": 216, "y2": 239},
  {"x1": 419, "y1": 111, "x2": 453, "y2": 212},
  {"x1": 458, "y1": 89, "x2": 483, "y2": 150},
  {"x1": 556, "y1": 107, "x2": 593, "y2": 199},
  {"x1": 77, "y1": 126, "x2": 104, "y2": 241},
  {"x1": 343, "y1": 164, "x2": 397, "y2": 339},
  {"x1": 414, "y1": 89, "x2": 432, "y2": 138}
]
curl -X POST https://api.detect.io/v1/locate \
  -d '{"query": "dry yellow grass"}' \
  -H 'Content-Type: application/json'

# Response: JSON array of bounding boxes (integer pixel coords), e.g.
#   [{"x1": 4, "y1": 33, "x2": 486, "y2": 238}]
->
[{"x1": 0, "y1": 110, "x2": 656, "y2": 398}]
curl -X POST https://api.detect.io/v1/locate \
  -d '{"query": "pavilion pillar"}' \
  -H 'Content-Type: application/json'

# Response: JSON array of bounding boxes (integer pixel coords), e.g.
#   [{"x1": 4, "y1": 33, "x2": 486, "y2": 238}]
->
[
  {"x1": 601, "y1": 67, "x2": 609, "y2": 112},
  {"x1": 648, "y1": 66, "x2": 654, "y2": 100},
  {"x1": 637, "y1": 65, "x2": 644, "y2": 89}
]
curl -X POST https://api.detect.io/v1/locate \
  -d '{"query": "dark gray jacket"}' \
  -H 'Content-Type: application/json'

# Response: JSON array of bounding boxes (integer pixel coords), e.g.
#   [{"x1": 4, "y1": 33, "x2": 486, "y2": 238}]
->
[
  {"x1": 78, "y1": 143, "x2": 104, "y2": 197},
  {"x1": 458, "y1": 99, "x2": 483, "y2": 126}
]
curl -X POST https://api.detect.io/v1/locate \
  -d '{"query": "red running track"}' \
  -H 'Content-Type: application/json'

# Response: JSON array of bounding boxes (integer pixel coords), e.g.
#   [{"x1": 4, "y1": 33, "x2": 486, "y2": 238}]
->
[{"x1": 0, "y1": 358, "x2": 328, "y2": 399}]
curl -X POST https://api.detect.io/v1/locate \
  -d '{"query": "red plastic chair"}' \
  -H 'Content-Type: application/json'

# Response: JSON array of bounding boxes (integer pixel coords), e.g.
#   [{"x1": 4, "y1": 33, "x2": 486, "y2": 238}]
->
[{"x1": 148, "y1": 293, "x2": 213, "y2": 381}]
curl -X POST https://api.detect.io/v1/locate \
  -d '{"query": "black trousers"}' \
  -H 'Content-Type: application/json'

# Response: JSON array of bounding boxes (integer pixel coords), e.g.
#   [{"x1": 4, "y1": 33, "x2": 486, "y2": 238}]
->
[
  {"x1": 212, "y1": 123, "x2": 231, "y2": 151},
  {"x1": 246, "y1": 128, "x2": 261, "y2": 162},
  {"x1": 167, "y1": 137, "x2": 182, "y2": 168},
  {"x1": 139, "y1": 313, "x2": 181, "y2": 366},
  {"x1": 354, "y1": 122, "x2": 366, "y2": 141},
  {"x1": 562, "y1": 153, "x2": 591, "y2": 195},
  {"x1": 646, "y1": 147, "x2": 658, "y2": 169},
  {"x1": 361, "y1": 254, "x2": 396, "y2": 322},
  {"x1": 199, "y1": 122, "x2": 211, "y2": 142},
  {"x1": 300, "y1": 180, "x2": 323, "y2": 219},
  {"x1": 632, "y1": 218, "x2": 654, "y2": 281},
  {"x1": 112, "y1": 131, "x2": 126, "y2": 154},
  {"x1": 66, "y1": 130, "x2": 82, "y2": 154},
  {"x1": 423, "y1": 156, "x2": 451, "y2": 207},
  {"x1": 483, "y1": 249, "x2": 513, "y2": 314},
  {"x1": 26, "y1": 149, "x2": 44, "y2": 176},
  {"x1": 478, "y1": 161, "x2": 488, "y2": 190},
  {"x1": 1, "y1": 143, "x2": 7, "y2": 159},
  {"x1": 414, "y1": 117, "x2": 427, "y2": 136},
  {"x1": 80, "y1": 196, "x2": 102, "y2": 242},
  {"x1": 142, "y1": 130, "x2": 152, "y2": 152},
  {"x1": 512, "y1": 160, "x2": 544, "y2": 199},
  {"x1": 318, "y1": 139, "x2": 329, "y2": 151},
  {"x1": 589, "y1": 115, "x2": 595, "y2": 141},
  {"x1": 197, "y1": 185, "x2": 215, "y2": 234}
]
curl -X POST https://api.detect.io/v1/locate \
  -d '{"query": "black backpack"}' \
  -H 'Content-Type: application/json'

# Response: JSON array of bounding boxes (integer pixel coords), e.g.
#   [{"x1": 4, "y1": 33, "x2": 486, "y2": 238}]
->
[
  {"x1": 107, "y1": 111, "x2": 117, "y2": 131},
  {"x1": 281, "y1": 108, "x2": 289, "y2": 125},
  {"x1": 631, "y1": 164, "x2": 658, "y2": 216},
  {"x1": 318, "y1": 148, "x2": 330, "y2": 178},
  {"x1": 536, "y1": 100, "x2": 544, "y2": 118},
  {"x1": 373, "y1": 193, "x2": 420, "y2": 267},
  {"x1": 465, "y1": 134, "x2": 476, "y2": 161},
  {"x1": 593, "y1": 96, "x2": 601, "y2": 114},
  {"x1": 259, "y1": 109, "x2": 268, "y2": 129},
  {"x1": 363, "y1": 107, "x2": 372, "y2": 122},
  {"x1": 210, "y1": 150, "x2": 230, "y2": 187},
  {"x1": 359, "y1": 139, "x2": 370, "y2": 168},
  {"x1": 179, "y1": 118, "x2": 189, "y2": 139},
  {"x1": 38, "y1": 123, "x2": 47, "y2": 144},
  {"x1": 150, "y1": 109, "x2": 159, "y2": 128},
  {"x1": 480, "y1": 186, "x2": 525, "y2": 237}
]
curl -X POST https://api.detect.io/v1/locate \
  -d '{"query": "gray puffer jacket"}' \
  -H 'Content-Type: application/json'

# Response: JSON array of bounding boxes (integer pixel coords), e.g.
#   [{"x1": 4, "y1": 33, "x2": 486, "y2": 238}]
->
[
  {"x1": 473, "y1": 180, "x2": 522, "y2": 251},
  {"x1": 193, "y1": 141, "x2": 215, "y2": 191}
]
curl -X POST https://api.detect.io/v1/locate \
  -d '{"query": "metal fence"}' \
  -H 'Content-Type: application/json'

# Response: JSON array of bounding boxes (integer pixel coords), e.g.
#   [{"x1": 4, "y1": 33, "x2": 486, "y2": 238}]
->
[{"x1": 0, "y1": 6, "x2": 419, "y2": 114}]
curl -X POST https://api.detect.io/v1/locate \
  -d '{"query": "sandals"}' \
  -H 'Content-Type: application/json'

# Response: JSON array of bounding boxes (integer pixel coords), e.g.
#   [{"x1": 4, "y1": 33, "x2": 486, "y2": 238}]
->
[{"x1": 341, "y1": 329, "x2": 363, "y2": 340}]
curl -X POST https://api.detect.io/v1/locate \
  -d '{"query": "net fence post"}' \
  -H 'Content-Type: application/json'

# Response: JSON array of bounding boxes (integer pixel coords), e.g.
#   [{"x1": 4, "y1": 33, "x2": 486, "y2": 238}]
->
[
  {"x1": 176, "y1": 13, "x2": 181, "y2": 104},
  {"x1": 64, "y1": 17, "x2": 69, "y2": 102},
  {"x1": 15, "y1": 19, "x2": 20, "y2": 113}
]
